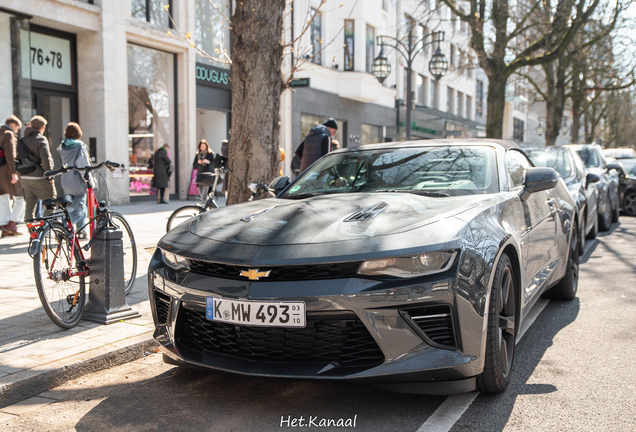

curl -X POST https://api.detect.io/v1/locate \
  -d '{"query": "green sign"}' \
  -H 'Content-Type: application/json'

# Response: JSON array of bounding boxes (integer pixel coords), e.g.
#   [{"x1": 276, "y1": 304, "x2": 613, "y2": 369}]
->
[
  {"x1": 196, "y1": 64, "x2": 230, "y2": 88},
  {"x1": 290, "y1": 78, "x2": 310, "y2": 87},
  {"x1": 399, "y1": 122, "x2": 437, "y2": 135}
]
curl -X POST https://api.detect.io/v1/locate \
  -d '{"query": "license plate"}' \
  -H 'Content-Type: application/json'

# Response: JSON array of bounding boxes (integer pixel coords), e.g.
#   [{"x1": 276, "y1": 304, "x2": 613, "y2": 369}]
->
[{"x1": 206, "y1": 297, "x2": 306, "y2": 327}]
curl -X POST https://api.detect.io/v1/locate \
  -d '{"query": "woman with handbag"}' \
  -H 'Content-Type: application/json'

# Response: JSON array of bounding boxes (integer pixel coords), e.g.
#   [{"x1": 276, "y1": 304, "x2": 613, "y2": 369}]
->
[{"x1": 193, "y1": 139, "x2": 216, "y2": 198}]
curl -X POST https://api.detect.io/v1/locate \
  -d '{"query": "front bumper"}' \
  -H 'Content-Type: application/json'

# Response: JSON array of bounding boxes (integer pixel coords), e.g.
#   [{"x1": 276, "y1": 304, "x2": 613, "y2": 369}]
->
[{"x1": 148, "y1": 249, "x2": 488, "y2": 384}]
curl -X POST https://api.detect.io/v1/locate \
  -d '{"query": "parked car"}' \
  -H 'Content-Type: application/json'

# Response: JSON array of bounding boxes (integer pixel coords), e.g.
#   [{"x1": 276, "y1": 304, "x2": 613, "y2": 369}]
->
[
  {"x1": 612, "y1": 159, "x2": 636, "y2": 216},
  {"x1": 149, "y1": 140, "x2": 578, "y2": 395},
  {"x1": 602, "y1": 148, "x2": 636, "y2": 160},
  {"x1": 566, "y1": 144, "x2": 620, "y2": 230},
  {"x1": 527, "y1": 146, "x2": 600, "y2": 253}
]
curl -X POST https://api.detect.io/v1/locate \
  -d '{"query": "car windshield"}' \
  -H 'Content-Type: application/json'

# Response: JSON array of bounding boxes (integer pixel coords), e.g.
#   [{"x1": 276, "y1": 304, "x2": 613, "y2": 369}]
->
[
  {"x1": 620, "y1": 159, "x2": 636, "y2": 178},
  {"x1": 282, "y1": 146, "x2": 499, "y2": 198},
  {"x1": 527, "y1": 150, "x2": 572, "y2": 179},
  {"x1": 575, "y1": 148, "x2": 602, "y2": 168}
]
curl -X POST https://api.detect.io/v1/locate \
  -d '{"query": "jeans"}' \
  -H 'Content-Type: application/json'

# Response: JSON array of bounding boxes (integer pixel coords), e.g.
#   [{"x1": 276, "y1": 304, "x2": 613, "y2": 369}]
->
[
  {"x1": 0, "y1": 194, "x2": 26, "y2": 225},
  {"x1": 68, "y1": 194, "x2": 88, "y2": 232}
]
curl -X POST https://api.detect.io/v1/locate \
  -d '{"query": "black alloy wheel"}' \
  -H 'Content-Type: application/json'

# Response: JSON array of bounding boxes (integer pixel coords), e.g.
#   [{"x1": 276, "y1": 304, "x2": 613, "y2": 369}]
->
[
  {"x1": 598, "y1": 193, "x2": 612, "y2": 231},
  {"x1": 543, "y1": 220, "x2": 579, "y2": 300},
  {"x1": 624, "y1": 191, "x2": 636, "y2": 217},
  {"x1": 477, "y1": 253, "x2": 517, "y2": 394}
]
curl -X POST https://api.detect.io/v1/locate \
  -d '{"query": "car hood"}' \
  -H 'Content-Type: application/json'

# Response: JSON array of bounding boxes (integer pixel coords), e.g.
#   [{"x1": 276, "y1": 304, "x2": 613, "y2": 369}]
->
[{"x1": 190, "y1": 193, "x2": 491, "y2": 246}]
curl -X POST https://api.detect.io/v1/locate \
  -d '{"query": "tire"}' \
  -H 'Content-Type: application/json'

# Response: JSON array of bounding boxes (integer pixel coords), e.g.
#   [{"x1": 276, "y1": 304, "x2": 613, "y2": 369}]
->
[
  {"x1": 34, "y1": 222, "x2": 86, "y2": 329},
  {"x1": 477, "y1": 253, "x2": 517, "y2": 394},
  {"x1": 578, "y1": 214, "x2": 586, "y2": 255},
  {"x1": 166, "y1": 205, "x2": 204, "y2": 232},
  {"x1": 543, "y1": 220, "x2": 579, "y2": 301},
  {"x1": 624, "y1": 191, "x2": 636, "y2": 217},
  {"x1": 110, "y1": 213, "x2": 138, "y2": 295},
  {"x1": 598, "y1": 193, "x2": 612, "y2": 232}
]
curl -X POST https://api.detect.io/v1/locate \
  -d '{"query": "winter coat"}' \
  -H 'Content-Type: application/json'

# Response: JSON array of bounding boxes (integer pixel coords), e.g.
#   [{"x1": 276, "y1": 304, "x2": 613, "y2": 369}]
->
[
  {"x1": 58, "y1": 138, "x2": 93, "y2": 195},
  {"x1": 193, "y1": 150, "x2": 216, "y2": 175},
  {"x1": 0, "y1": 125, "x2": 23, "y2": 197},
  {"x1": 17, "y1": 127, "x2": 54, "y2": 179},
  {"x1": 296, "y1": 124, "x2": 331, "y2": 173},
  {"x1": 153, "y1": 147, "x2": 172, "y2": 189}
]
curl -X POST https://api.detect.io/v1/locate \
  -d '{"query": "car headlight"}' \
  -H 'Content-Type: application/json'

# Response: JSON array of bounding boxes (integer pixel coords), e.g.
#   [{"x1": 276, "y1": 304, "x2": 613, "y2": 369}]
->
[
  {"x1": 357, "y1": 251, "x2": 457, "y2": 278},
  {"x1": 160, "y1": 248, "x2": 189, "y2": 270}
]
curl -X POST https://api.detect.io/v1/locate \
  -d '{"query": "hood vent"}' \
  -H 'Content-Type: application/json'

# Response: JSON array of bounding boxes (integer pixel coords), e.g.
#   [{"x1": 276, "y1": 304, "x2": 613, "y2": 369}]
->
[{"x1": 344, "y1": 202, "x2": 389, "y2": 222}]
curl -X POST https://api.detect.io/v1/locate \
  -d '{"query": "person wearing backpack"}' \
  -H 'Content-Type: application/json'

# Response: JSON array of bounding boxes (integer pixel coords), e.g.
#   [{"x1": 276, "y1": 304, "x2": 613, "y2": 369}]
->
[
  {"x1": 58, "y1": 122, "x2": 93, "y2": 236},
  {"x1": 17, "y1": 115, "x2": 56, "y2": 219},
  {"x1": 0, "y1": 115, "x2": 26, "y2": 237}
]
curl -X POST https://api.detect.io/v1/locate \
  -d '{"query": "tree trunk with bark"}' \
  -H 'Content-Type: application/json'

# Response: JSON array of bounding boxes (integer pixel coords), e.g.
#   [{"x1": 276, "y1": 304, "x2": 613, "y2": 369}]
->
[
  {"x1": 544, "y1": 58, "x2": 567, "y2": 146},
  {"x1": 485, "y1": 73, "x2": 507, "y2": 139},
  {"x1": 227, "y1": 0, "x2": 285, "y2": 204}
]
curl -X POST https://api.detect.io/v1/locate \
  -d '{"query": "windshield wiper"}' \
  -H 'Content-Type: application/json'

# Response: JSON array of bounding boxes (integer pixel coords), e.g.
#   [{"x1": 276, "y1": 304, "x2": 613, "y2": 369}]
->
[{"x1": 372, "y1": 189, "x2": 450, "y2": 197}]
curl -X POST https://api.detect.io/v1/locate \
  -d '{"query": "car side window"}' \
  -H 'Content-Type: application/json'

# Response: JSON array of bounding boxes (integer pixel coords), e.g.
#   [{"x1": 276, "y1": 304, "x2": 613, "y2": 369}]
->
[{"x1": 506, "y1": 150, "x2": 532, "y2": 188}]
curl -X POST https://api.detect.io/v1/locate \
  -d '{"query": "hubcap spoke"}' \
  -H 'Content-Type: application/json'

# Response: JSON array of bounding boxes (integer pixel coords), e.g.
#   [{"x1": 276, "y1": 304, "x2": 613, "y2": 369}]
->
[{"x1": 499, "y1": 315, "x2": 515, "y2": 334}]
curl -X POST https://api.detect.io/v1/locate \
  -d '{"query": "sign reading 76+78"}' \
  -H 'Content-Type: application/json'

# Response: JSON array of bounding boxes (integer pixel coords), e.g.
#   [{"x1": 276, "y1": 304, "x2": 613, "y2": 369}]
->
[{"x1": 22, "y1": 31, "x2": 72, "y2": 86}]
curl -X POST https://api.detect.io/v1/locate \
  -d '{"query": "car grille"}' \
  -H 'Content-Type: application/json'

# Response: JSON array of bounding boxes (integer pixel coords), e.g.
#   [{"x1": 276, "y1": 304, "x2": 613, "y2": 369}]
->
[
  {"x1": 402, "y1": 305, "x2": 456, "y2": 349},
  {"x1": 186, "y1": 260, "x2": 362, "y2": 281},
  {"x1": 153, "y1": 290, "x2": 171, "y2": 325},
  {"x1": 175, "y1": 305, "x2": 385, "y2": 368}
]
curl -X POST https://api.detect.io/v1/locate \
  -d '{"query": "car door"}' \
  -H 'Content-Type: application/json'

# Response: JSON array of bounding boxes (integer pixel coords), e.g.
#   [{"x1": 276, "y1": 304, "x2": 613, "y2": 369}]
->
[{"x1": 506, "y1": 150, "x2": 558, "y2": 303}]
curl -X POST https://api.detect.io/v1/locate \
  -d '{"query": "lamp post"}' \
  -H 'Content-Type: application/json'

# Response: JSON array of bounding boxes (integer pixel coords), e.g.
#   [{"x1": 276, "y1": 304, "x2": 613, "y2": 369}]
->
[{"x1": 372, "y1": 30, "x2": 447, "y2": 140}]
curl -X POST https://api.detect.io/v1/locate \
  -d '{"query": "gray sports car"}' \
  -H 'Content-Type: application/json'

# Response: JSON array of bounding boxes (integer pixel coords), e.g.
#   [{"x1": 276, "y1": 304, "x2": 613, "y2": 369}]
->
[{"x1": 149, "y1": 139, "x2": 578, "y2": 394}]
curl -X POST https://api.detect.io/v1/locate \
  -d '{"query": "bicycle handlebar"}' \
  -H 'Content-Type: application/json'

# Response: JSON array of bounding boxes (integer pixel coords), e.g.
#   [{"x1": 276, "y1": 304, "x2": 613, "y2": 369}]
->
[{"x1": 44, "y1": 160, "x2": 124, "y2": 178}]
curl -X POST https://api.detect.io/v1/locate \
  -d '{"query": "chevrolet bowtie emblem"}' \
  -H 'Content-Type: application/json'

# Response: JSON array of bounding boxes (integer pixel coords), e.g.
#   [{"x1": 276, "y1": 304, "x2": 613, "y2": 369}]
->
[{"x1": 239, "y1": 269, "x2": 271, "y2": 280}]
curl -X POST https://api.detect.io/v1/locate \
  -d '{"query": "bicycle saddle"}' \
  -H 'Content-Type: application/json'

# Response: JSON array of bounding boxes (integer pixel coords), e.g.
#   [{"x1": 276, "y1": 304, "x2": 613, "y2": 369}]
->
[
  {"x1": 42, "y1": 195, "x2": 74, "y2": 210},
  {"x1": 196, "y1": 172, "x2": 217, "y2": 186}
]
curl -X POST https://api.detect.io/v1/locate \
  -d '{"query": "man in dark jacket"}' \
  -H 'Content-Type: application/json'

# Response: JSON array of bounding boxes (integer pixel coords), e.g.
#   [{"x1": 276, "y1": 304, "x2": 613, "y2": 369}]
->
[
  {"x1": 295, "y1": 118, "x2": 338, "y2": 173},
  {"x1": 0, "y1": 115, "x2": 25, "y2": 236},
  {"x1": 153, "y1": 144, "x2": 172, "y2": 204},
  {"x1": 17, "y1": 115, "x2": 56, "y2": 220}
]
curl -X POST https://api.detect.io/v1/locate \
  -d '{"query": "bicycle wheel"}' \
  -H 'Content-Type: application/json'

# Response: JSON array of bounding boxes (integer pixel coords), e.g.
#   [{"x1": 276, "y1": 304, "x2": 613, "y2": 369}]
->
[
  {"x1": 34, "y1": 222, "x2": 86, "y2": 329},
  {"x1": 166, "y1": 205, "x2": 203, "y2": 232},
  {"x1": 110, "y1": 212, "x2": 138, "y2": 295}
]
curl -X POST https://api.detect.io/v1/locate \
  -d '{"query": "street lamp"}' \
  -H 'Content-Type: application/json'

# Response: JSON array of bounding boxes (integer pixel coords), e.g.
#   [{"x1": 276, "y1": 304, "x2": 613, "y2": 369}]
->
[{"x1": 372, "y1": 30, "x2": 447, "y2": 140}]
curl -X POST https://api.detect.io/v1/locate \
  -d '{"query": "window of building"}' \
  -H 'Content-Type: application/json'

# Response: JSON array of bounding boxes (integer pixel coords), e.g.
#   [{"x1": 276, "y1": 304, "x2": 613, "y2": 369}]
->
[
  {"x1": 362, "y1": 124, "x2": 384, "y2": 144},
  {"x1": 382, "y1": 0, "x2": 388, "y2": 11},
  {"x1": 417, "y1": 74, "x2": 427, "y2": 106},
  {"x1": 131, "y1": 0, "x2": 171, "y2": 27},
  {"x1": 466, "y1": 95, "x2": 473, "y2": 120},
  {"x1": 128, "y1": 43, "x2": 176, "y2": 197},
  {"x1": 513, "y1": 118, "x2": 525, "y2": 142},
  {"x1": 476, "y1": 80, "x2": 484, "y2": 116},
  {"x1": 459, "y1": 8, "x2": 467, "y2": 32},
  {"x1": 430, "y1": 80, "x2": 438, "y2": 109},
  {"x1": 195, "y1": 0, "x2": 231, "y2": 68},
  {"x1": 450, "y1": 44, "x2": 455, "y2": 66},
  {"x1": 457, "y1": 91, "x2": 464, "y2": 117},
  {"x1": 366, "y1": 25, "x2": 375, "y2": 74},
  {"x1": 344, "y1": 19, "x2": 354, "y2": 71},
  {"x1": 447, "y1": 87, "x2": 454, "y2": 114},
  {"x1": 309, "y1": 9, "x2": 322, "y2": 65}
]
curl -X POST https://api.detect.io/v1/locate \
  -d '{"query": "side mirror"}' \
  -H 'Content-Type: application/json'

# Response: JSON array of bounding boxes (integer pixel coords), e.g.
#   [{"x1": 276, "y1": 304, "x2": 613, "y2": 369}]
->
[
  {"x1": 606, "y1": 162, "x2": 623, "y2": 176},
  {"x1": 268, "y1": 176, "x2": 291, "y2": 192},
  {"x1": 520, "y1": 167, "x2": 559, "y2": 202},
  {"x1": 586, "y1": 172, "x2": 601, "y2": 185}
]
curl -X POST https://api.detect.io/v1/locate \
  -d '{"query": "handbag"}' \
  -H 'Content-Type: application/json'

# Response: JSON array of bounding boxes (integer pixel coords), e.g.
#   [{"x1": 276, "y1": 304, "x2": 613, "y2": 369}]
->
[{"x1": 15, "y1": 139, "x2": 41, "y2": 175}]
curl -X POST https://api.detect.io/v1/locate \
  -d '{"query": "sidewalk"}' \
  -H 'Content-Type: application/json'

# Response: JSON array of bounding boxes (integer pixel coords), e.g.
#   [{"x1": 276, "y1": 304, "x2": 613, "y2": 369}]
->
[{"x1": 0, "y1": 197, "x2": 223, "y2": 408}]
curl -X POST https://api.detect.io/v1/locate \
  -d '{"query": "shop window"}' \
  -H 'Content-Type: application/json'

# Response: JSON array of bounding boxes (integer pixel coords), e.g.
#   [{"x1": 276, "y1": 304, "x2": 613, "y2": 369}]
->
[
  {"x1": 362, "y1": 124, "x2": 384, "y2": 144},
  {"x1": 128, "y1": 44, "x2": 176, "y2": 197},
  {"x1": 131, "y1": 0, "x2": 172, "y2": 28},
  {"x1": 344, "y1": 20, "x2": 355, "y2": 71},
  {"x1": 310, "y1": 9, "x2": 322, "y2": 65},
  {"x1": 195, "y1": 0, "x2": 231, "y2": 67},
  {"x1": 366, "y1": 24, "x2": 375, "y2": 74}
]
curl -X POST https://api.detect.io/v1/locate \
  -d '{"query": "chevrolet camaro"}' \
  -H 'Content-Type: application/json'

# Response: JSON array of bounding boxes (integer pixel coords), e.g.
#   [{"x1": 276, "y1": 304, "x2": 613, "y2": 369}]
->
[{"x1": 149, "y1": 139, "x2": 578, "y2": 394}]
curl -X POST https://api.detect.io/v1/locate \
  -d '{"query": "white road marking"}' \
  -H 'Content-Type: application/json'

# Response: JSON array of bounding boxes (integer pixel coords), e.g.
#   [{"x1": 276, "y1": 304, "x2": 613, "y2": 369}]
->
[{"x1": 416, "y1": 298, "x2": 550, "y2": 432}]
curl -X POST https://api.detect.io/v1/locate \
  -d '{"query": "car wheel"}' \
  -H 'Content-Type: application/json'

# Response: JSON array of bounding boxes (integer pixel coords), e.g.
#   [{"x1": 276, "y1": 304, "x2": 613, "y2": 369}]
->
[
  {"x1": 543, "y1": 220, "x2": 579, "y2": 301},
  {"x1": 624, "y1": 191, "x2": 636, "y2": 217},
  {"x1": 586, "y1": 210, "x2": 598, "y2": 240},
  {"x1": 598, "y1": 194, "x2": 612, "y2": 232},
  {"x1": 578, "y1": 215, "x2": 586, "y2": 255},
  {"x1": 477, "y1": 253, "x2": 516, "y2": 394}
]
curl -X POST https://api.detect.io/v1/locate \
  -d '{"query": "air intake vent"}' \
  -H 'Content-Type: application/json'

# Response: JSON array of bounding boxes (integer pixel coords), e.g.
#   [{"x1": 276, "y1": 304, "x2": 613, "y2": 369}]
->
[
  {"x1": 401, "y1": 305, "x2": 456, "y2": 349},
  {"x1": 154, "y1": 290, "x2": 171, "y2": 325},
  {"x1": 344, "y1": 201, "x2": 389, "y2": 222}
]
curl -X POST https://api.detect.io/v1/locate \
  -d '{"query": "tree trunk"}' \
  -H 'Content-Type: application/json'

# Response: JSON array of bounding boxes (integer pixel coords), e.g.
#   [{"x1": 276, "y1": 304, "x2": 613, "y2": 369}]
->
[
  {"x1": 571, "y1": 72, "x2": 582, "y2": 144},
  {"x1": 227, "y1": 0, "x2": 285, "y2": 204},
  {"x1": 485, "y1": 74, "x2": 507, "y2": 139},
  {"x1": 545, "y1": 58, "x2": 566, "y2": 146}
]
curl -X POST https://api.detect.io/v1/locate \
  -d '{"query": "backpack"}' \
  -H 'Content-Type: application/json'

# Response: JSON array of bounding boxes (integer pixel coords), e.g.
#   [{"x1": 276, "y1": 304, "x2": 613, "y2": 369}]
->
[{"x1": 15, "y1": 138, "x2": 41, "y2": 175}]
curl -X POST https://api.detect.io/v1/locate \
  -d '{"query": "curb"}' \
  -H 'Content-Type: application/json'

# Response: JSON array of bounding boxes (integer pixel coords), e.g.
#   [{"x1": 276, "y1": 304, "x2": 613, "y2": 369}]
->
[{"x1": 0, "y1": 335, "x2": 158, "y2": 409}]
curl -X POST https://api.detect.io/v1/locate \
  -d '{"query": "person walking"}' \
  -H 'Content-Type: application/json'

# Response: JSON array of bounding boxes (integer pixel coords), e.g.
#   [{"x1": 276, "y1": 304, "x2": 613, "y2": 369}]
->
[
  {"x1": 153, "y1": 144, "x2": 172, "y2": 204},
  {"x1": 193, "y1": 139, "x2": 216, "y2": 198},
  {"x1": 0, "y1": 115, "x2": 26, "y2": 237},
  {"x1": 58, "y1": 122, "x2": 93, "y2": 235},
  {"x1": 295, "y1": 118, "x2": 337, "y2": 173},
  {"x1": 17, "y1": 115, "x2": 56, "y2": 220}
]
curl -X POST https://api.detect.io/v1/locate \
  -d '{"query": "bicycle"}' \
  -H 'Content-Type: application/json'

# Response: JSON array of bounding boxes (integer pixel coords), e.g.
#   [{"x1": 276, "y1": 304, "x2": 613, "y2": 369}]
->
[
  {"x1": 166, "y1": 167, "x2": 230, "y2": 232},
  {"x1": 25, "y1": 161, "x2": 137, "y2": 328}
]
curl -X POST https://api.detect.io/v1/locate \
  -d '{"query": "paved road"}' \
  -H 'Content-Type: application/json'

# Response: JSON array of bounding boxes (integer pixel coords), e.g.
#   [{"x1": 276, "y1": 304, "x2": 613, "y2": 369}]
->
[{"x1": 1, "y1": 216, "x2": 634, "y2": 431}]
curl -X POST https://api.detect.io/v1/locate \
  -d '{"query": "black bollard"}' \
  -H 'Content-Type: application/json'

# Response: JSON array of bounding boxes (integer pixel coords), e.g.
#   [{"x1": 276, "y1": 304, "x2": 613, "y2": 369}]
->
[{"x1": 82, "y1": 227, "x2": 140, "y2": 324}]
